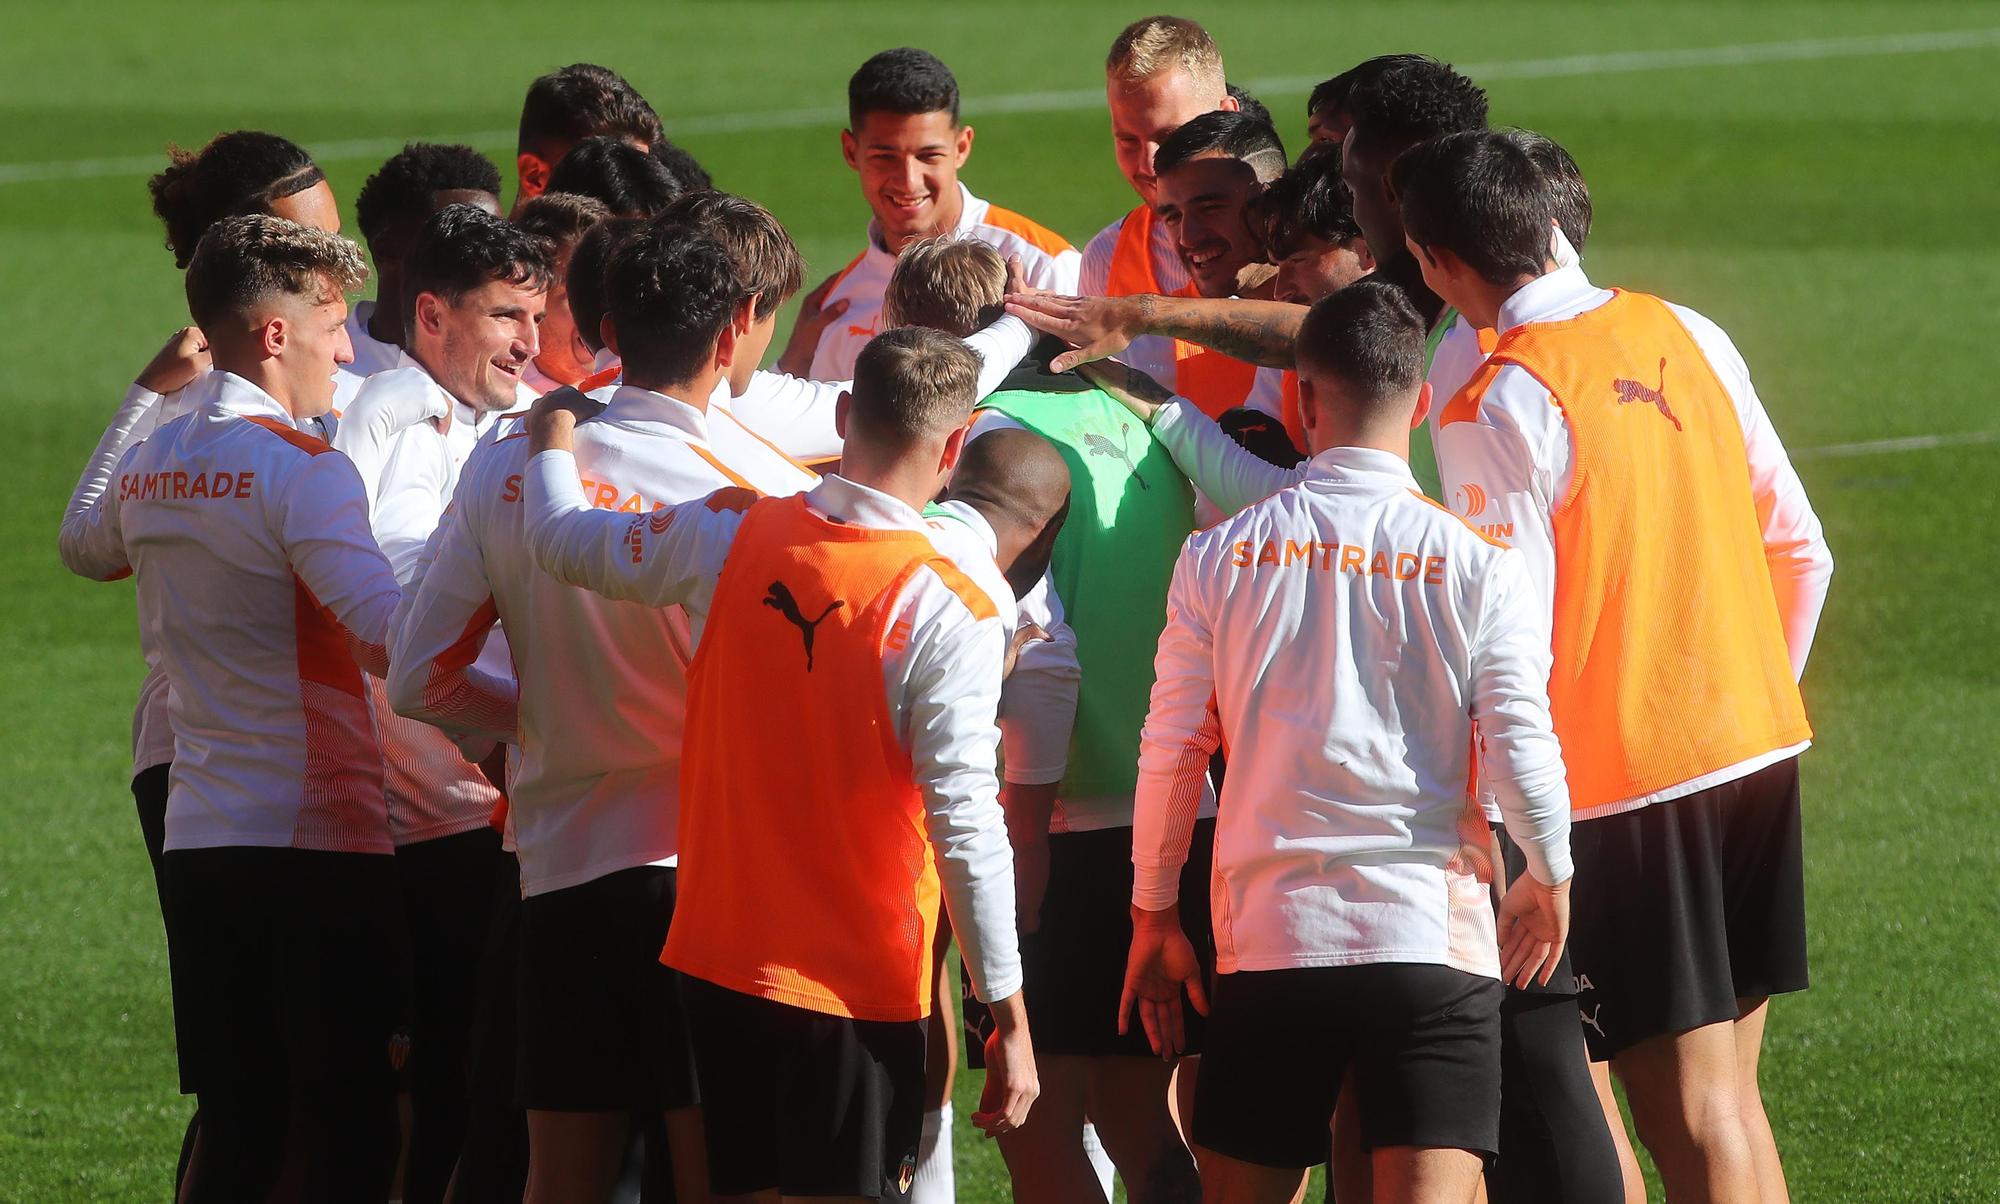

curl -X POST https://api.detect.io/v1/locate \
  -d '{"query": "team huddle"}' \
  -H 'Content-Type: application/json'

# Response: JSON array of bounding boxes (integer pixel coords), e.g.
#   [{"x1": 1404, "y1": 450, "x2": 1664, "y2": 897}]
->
[{"x1": 58, "y1": 15, "x2": 1831, "y2": 1204}]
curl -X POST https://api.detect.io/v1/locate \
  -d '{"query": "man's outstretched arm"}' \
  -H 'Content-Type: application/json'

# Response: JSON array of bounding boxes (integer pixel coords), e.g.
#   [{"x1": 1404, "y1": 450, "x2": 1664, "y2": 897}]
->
[{"x1": 1005, "y1": 292, "x2": 1305, "y2": 371}]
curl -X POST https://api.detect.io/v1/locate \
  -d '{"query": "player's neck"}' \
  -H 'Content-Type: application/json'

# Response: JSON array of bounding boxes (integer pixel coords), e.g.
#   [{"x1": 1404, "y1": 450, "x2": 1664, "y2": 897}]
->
[
  {"x1": 626, "y1": 367, "x2": 721, "y2": 413},
  {"x1": 838, "y1": 450, "x2": 938, "y2": 515},
  {"x1": 212, "y1": 352, "x2": 301, "y2": 418},
  {"x1": 365, "y1": 279, "x2": 405, "y2": 348}
]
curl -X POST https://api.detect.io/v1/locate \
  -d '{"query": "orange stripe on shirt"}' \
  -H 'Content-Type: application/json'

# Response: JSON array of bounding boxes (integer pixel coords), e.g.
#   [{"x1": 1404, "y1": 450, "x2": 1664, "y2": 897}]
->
[{"x1": 978, "y1": 203, "x2": 1077, "y2": 258}]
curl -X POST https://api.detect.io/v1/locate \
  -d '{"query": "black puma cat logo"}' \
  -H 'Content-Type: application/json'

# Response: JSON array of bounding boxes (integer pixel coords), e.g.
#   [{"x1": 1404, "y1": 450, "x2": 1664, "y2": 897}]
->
[
  {"x1": 763, "y1": 581, "x2": 844, "y2": 670},
  {"x1": 1613, "y1": 357, "x2": 1680, "y2": 431}
]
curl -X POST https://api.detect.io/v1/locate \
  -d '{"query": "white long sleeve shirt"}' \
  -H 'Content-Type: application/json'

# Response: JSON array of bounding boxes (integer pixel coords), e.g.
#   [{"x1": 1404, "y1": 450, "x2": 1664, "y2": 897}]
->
[
  {"x1": 60, "y1": 372, "x2": 399, "y2": 854},
  {"x1": 1079, "y1": 208, "x2": 1186, "y2": 386},
  {"x1": 388, "y1": 384, "x2": 819, "y2": 896},
  {"x1": 330, "y1": 299, "x2": 408, "y2": 413},
  {"x1": 808, "y1": 185, "x2": 1080, "y2": 381},
  {"x1": 521, "y1": 464, "x2": 1024, "y2": 1003},
  {"x1": 1133, "y1": 447, "x2": 1572, "y2": 978},
  {"x1": 1432, "y1": 265, "x2": 1832, "y2": 818}
]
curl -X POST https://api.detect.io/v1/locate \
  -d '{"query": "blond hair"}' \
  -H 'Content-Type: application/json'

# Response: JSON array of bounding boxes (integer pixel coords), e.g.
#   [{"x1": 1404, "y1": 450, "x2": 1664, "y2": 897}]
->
[
  {"x1": 183, "y1": 214, "x2": 368, "y2": 329},
  {"x1": 883, "y1": 236, "x2": 1007, "y2": 338},
  {"x1": 1105, "y1": 16, "x2": 1225, "y2": 93},
  {"x1": 851, "y1": 326, "x2": 982, "y2": 449}
]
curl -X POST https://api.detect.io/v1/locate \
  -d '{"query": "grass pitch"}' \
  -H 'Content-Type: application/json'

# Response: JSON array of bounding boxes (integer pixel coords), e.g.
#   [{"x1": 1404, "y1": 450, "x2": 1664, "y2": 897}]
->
[{"x1": 4, "y1": 2, "x2": 1998, "y2": 1199}]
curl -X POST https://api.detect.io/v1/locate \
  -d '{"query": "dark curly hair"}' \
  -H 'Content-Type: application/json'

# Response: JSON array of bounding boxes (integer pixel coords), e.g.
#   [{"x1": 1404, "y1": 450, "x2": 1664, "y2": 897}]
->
[
  {"x1": 354, "y1": 143, "x2": 502, "y2": 249},
  {"x1": 1344, "y1": 57, "x2": 1489, "y2": 147},
  {"x1": 546, "y1": 135, "x2": 683, "y2": 217},
  {"x1": 403, "y1": 205, "x2": 556, "y2": 331},
  {"x1": 148, "y1": 130, "x2": 326, "y2": 269}
]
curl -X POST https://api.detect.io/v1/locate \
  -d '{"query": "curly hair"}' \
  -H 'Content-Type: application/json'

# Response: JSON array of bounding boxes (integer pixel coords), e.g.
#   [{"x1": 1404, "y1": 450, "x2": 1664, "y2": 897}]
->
[{"x1": 148, "y1": 131, "x2": 325, "y2": 269}]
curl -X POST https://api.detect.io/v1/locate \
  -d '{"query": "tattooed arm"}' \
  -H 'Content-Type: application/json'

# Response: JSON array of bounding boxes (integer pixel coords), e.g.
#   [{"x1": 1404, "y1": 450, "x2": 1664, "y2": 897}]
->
[{"x1": 1003, "y1": 292, "x2": 1306, "y2": 371}]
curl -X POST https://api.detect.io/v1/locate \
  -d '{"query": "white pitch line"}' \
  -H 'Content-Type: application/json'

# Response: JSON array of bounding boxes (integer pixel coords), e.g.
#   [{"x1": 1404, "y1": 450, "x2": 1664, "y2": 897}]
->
[
  {"x1": 4, "y1": 26, "x2": 2000, "y2": 185},
  {"x1": 1792, "y1": 430, "x2": 2000, "y2": 461}
]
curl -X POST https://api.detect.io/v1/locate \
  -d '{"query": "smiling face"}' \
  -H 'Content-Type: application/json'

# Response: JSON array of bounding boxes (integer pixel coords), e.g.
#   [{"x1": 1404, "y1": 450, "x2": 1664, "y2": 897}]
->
[
  {"x1": 842, "y1": 110, "x2": 972, "y2": 254},
  {"x1": 1273, "y1": 234, "x2": 1375, "y2": 305},
  {"x1": 1154, "y1": 153, "x2": 1267, "y2": 297},
  {"x1": 1106, "y1": 66, "x2": 1227, "y2": 205},
  {"x1": 416, "y1": 276, "x2": 546, "y2": 411}
]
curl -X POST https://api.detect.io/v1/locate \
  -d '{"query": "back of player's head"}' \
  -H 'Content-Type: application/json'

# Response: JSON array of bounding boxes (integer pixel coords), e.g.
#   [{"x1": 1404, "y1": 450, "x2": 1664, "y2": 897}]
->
[
  {"x1": 1504, "y1": 128, "x2": 1592, "y2": 253},
  {"x1": 848, "y1": 48, "x2": 960, "y2": 129},
  {"x1": 545, "y1": 135, "x2": 683, "y2": 217},
  {"x1": 1306, "y1": 54, "x2": 1430, "y2": 123},
  {"x1": 849, "y1": 326, "x2": 981, "y2": 451},
  {"x1": 518, "y1": 63, "x2": 663, "y2": 160},
  {"x1": 149, "y1": 131, "x2": 326, "y2": 269},
  {"x1": 183, "y1": 214, "x2": 367, "y2": 331},
  {"x1": 354, "y1": 143, "x2": 503, "y2": 251},
  {"x1": 883, "y1": 237, "x2": 1006, "y2": 338},
  {"x1": 1154, "y1": 109, "x2": 1288, "y2": 185},
  {"x1": 1225, "y1": 84, "x2": 1271, "y2": 128},
  {"x1": 404, "y1": 205, "x2": 556, "y2": 329},
  {"x1": 1294, "y1": 280, "x2": 1426, "y2": 425},
  {"x1": 1105, "y1": 16, "x2": 1225, "y2": 94},
  {"x1": 513, "y1": 191, "x2": 611, "y2": 255},
  {"x1": 566, "y1": 216, "x2": 644, "y2": 354},
  {"x1": 656, "y1": 190, "x2": 805, "y2": 320},
  {"x1": 650, "y1": 139, "x2": 714, "y2": 192},
  {"x1": 1392, "y1": 129, "x2": 1554, "y2": 286},
  {"x1": 1257, "y1": 153, "x2": 1362, "y2": 257},
  {"x1": 1344, "y1": 57, "x2": 1489, "y2": 150},
  {"x1": 602, "y1": 220, "x2": 746, "y2": 385},
  {"x1": 944, "y1": 428, "x2": 1073, "y2": 596}
]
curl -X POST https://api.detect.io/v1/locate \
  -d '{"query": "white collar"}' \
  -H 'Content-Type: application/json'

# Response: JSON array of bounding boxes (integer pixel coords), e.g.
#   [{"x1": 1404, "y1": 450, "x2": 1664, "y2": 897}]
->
[
  {"x1": 925, "y1": 497, "x2": 1000, "y2": 557},
  {"x1": 806, "y1": 474, "x2": 930, "y2": 533},
  {"x1": 595, "y1": 384, "x2": 710, "y2": 440},
  {"x1": 205, "y1": 371, "x2": 304, "y2": 428},
  {"x1": 1496, "y1": 262, "x2": 1603, "y2": 334},
  {"x1": 1302, "y1": 445, "x2": 1421, "y2": 488}
]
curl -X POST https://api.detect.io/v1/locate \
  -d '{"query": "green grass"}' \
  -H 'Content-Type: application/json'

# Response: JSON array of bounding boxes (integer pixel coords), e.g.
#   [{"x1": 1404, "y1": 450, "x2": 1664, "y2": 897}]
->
[{"x1": 5, "y1": 2, "x2": 1999, "y2": 1199}]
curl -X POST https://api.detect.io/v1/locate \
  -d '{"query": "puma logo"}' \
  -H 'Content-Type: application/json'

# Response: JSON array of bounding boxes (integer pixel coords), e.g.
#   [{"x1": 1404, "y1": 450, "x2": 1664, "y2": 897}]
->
[
  {"x1": 1580, "y1": 1004, "x2": 1606, "y2": 1039},
  {"x1": 763, "y1": 581, "x2": 843, "y2": 670},
  {"x1": 1613, "y1": 357, "x2": 1680, "y2": 430},
  {"x1": 1083, "y1": 421, "x2": 1149, "y2": 490}
]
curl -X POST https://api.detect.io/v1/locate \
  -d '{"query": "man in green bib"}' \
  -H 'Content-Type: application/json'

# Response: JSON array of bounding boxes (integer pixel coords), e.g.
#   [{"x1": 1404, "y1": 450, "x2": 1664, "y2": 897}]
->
[{"x1": 886, "y1": 236, "x2": 1210, "y2": 1203}]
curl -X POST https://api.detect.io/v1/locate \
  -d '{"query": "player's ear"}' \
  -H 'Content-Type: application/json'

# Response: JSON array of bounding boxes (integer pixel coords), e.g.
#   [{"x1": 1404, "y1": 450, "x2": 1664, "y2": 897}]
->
[
  {"x1": 1220, "y1": 92, "x2": 1241, "y2": 113},
  {"x1": 713, "y1": 309, "x2": 742, "y2": 371},
  {"x1": 259, "y1": 314, "x2": 287, "y2": 359},
  {"x1": 1410, "y1": 381, "x2": 1433, "y2": 430},
  {"x1": 516, "y1": 153, "x2": 549, "y2": 201},
  {"x1": 415, "y1": 292, "x2": 446, "y2": 340},
  {"x1": 954, "y1": 123, "x2": 974, "y2": 165},
  {"x1": 1352, "y1": 238, "x2": 1376, "y2": 273},
  {"x1": 840, "y1": 129, "x2": 861, "y2": 171},
  {"x1": 834, "y1": 390, "x2": 851, "y2": 439},
  {"x1": 939, "y1": 420, "x2": 969, "y2": 474},
  {"x1": 600, "y1": 314, "x2": 620, "y2": 356},
  {"x1": 1298, "y1": 377, "x2": 1320, "y2": 436}
]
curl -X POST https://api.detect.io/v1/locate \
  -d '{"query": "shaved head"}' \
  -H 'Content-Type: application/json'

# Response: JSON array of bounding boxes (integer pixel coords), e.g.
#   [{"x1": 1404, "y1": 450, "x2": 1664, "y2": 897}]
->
[{"x1": 946, "y1": 428, "x2": 1072, "y2": 597}]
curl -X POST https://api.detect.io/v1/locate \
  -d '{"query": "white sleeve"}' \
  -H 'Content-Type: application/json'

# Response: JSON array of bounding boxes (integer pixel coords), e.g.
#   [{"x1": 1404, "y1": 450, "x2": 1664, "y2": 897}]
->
[
  {"x1": 1149, "y1": 398, "x2": 1305, "y2": 515},
  {"x1": 1036, "y1": 247, "x2": 1084, "y2": 295},
  {"x1": 274, "y1": 451, "x2": 402, "y2": 677},
  {"x1": 387, "y1": 489, "x2": 517, "y2": 743},
  {"x1": 997, "y1": 573, "x2": 1079, "y2": 786},
  {"x1": 1670, "y1": 304, "x2": 1833, "y2": 677},
  {"x1": 59, "y1": 385, "x2": 159, "y2": 580},
  {"x1": 1078, "y1": 223, "x2": 1117, "y2": 296},
  {"x1": 521, "y1": 449, "x2": 734, "y2": 614},
  {"x1": 1468, "y1": 549, "x2": 1572, "y2": 885},
  {"x1": 332, "y1": 376, "x2": 447, "y2": 511},
  {"x1": 900, "y1": 590, "x2": 1022, "y2": 1002},
  {"x1": 1131, "y1": 539, "x2": 1222, "y2": 910},
  {"x1": 732, "y1": 371, "x2": 846, "y2": 462},
  {"x1": 1433, "y1": 366, "x2": 1567, "y2": 631},
  {"x1": 965, "y1": 315, "x2": 1035, "y2": 400}
]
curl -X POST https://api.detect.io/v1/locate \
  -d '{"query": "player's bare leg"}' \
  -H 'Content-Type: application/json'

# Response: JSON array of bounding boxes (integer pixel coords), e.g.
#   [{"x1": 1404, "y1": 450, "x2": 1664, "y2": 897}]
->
[
  {"x1": 914, "y1": 915, "x2": 958, "y2": 1204},
  {"x1": 998, "y1": 1054, "x2": 1106, "y2": 1203},
  {"x1": 1733, "y1": 997, "x2": 1788, "y2": 1204},
  {"x1": 523, "y1": 1110, "x2": 626, "y2": 1204},
  {"x1": 1193, "y1": 1144, "x2": 1309, "y2": 1204},
  {"x1": 1613, "y1": 1021, "x2": 1757, "y2": 1203},
  {"x1": 1589, "y1": 1059, "x2": 1647, "y2": 1204},
  {"x1": 1088, "y1": 1055, "x2": 1199, "y2": 1201},
  {"x1": 1372, "y1": 1145, "x2": 1483, "y2": 1204},
  {"x1": 1330, "y1": 1071, "x2": 1370, "y2": 1204},
  {"x1": 664, "y1": 1104, "x2": 711, "y2": 1204}
]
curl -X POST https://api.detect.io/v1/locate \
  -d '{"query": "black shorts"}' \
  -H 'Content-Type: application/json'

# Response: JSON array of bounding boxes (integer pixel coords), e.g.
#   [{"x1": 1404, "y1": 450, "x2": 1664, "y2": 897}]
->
[
  {"x1": 466, "y1": 849, "x2": 524, "y2": 1105},
  {"x1": 968, "y1": 818, "x2": 1215, "y2": 1062},
  {"x1": 1568, "y1": 757, "x2": 1809, "y2": 1061},
  {"x1": 515, "y1": 865, "x2": 697, "y2": 1112},
  {"x1": 1492, "y1": 823, "x2": 1578, "y2": 1000},
  {"x1": 1194, "y1": 964, "x2": 1503, "y2": 1168},
  {"x1": 395, "y1": 826, "x2": 502, "y2": 1090},
  {"x1": 162, "y1": 846, "x2": 409, "y2": 1098},
  {"x1": 684, "y1": 976, "x2": 929, "y2": 1201}
]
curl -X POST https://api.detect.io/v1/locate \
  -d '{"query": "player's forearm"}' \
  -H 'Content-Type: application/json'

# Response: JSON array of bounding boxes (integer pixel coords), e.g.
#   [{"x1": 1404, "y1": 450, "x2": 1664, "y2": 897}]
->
[
  {"x1": 967, "y1": 314, "x2": 1034, "y2": 399},
  {"x1": 1150, "y1": 397, "x2": 1303, "y2": 515},
  {"x1": 1471, "y1": 561, "x2": 1574, "y2": 886},
  {"x1": 1135, "y1": 294, "x2": 1303, "y2": 369},
  {"x1": 58, "y1": 386, "x2": 157, "y2": 578},
  {"x1": 1130, "y1": 583, "x2": 1219, "y2": 909}
]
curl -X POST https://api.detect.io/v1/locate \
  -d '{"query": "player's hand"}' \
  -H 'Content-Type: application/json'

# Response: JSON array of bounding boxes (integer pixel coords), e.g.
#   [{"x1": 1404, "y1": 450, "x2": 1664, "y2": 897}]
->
[
  {"x1": 1002, "y1": 621, "x2": 1048, "y2": 679},
  {"x1": 1497, "y1": 873, "x2": 1571, "y2": 989},
  {"x1": 973, "y1": 991, "x2": 1039, "y2": 1137},
  {"x1": 1119, "y1": 904, "x2": 1208, "y2": 1060},
  {"x1": 775, "y1": 269, "x2": 850, "y2": 378},
  {"x1": 1076, "y1": 360, "x2": 1174, "y2": 422},
  {"x1": 525, "y1": 386, "x2": 602, "y2": 454},
  {"x1": 136, "y1": 326, "x2": 210, "y2": 395},
  {"x1": 1002, "y1": 294, "x2": 1146, "y2": 373}
]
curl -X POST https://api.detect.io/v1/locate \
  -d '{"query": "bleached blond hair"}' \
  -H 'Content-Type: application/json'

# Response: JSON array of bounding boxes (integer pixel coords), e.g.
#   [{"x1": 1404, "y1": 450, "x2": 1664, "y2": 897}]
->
[
  {"x1": 1105, "y1": 16, "x2": 1226, "y2": 94},
  {"x1": 883, "y1": 235, "x2": 1007, "y2": 339}
]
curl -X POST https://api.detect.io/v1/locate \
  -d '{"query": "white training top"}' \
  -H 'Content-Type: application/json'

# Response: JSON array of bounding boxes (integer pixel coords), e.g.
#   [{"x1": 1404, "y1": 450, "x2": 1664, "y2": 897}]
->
[
  {"x1": 1079, "y1": 209, "x2": 1187, "y2": 388},
  {"x1": 521, "y1": 464, "x2": 1024, "y2": 1002},
  {"x1": 388, "y1": 384, "x2": 819, "y2": 897},
  {"x1": 331, "y1": 299, "x2": 409, "y2": 414},
  {"x1": 808, "y1": 184, "x2": 1080, "y2": 381},
  {"x1": 60, "y1": 372, "x2": 399, "y2": 854},
  {"x1": 1132, "y1": 447, "x2": 1573, "y2": 978},
  {"x1": 1431, "y1": 264, "x2": 1832, "y2": 820}
]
